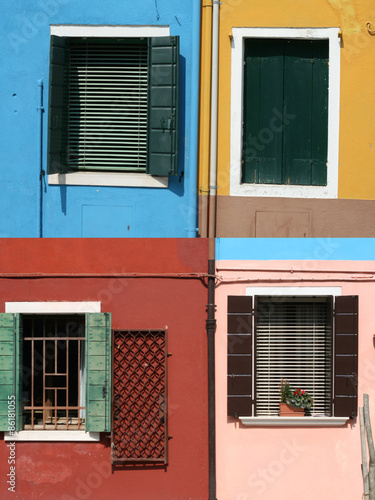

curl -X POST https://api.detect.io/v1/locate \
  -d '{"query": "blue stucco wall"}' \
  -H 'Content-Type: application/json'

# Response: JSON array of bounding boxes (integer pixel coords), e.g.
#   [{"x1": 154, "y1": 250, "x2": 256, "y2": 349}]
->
[
  {"x1": 216, "y1": 238, "x2": 375, "y2": 261},
  {"x1": 0, "y1": 0, "x2": 200, "y2": 237}
]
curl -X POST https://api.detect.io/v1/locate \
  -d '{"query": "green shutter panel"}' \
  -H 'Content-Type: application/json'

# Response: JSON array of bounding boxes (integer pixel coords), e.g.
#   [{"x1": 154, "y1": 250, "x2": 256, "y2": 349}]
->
[
  {"x1": 283, "y1": 40, "x2": 328, "y2": 186},
  {"x1": 333, "y1": 296, "x2": 358, "y2": 418},
  {"x1": 0, "y1": 314, "x2": 21, "y2": 432},
  {"x1": 86, "y1": 313, "x2": 111, "y2": 432},
  {"x1": 227, "y1": 296, "x2": 253, "y2": 417},
  {"x1": 243, "y1": 40, "x2": 284, "y2": 184},
  {"x1": 147, "y1": 36, "x2": 179, "y2": 176},
  {"x1": 47, "y1": 35, "x2": 70, "y2": 174}
]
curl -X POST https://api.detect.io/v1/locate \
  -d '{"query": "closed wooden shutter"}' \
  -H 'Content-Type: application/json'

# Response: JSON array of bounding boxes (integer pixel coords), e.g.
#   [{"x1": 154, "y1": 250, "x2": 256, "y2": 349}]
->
[
  {"x1": 334, "y1": 296, "x2": 358, "y2": 418},
  {"x1": 47, "y1": 35, "x2": 70, "y2": 174},
  {"x1": 242, "y1": 38, "x2": 328, "y2": 186},
  {"x1": 85, "y1": 313, "x2": 111, "y2": 432},
  {"x1": 227, "y1": 296, "x2": 253, "y2": 417},
  {"x1": 147, "y1": 36, "x2": 179, "y2": 176},
  {"x1": 283, "y1": 40, "x2": 328, "y2": 186},
  {"x1": 0, "y1": 314, "x2": 22, "y2": 432}
]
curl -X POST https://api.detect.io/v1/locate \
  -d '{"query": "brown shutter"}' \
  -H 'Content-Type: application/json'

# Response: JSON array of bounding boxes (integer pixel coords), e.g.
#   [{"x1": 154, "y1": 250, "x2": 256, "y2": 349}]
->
[
  {"x1": 334, "y1": 296, "x2": 358, "y2": 418},
  {"x1": 227, "y1": 296, "x2": 253, "y2": 417}
]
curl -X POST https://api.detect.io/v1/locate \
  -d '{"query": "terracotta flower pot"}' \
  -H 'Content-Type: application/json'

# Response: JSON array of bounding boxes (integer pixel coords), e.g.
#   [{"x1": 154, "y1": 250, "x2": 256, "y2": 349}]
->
[{"x1": 279, "y1": 402, "x2": 305, "y2": 417}]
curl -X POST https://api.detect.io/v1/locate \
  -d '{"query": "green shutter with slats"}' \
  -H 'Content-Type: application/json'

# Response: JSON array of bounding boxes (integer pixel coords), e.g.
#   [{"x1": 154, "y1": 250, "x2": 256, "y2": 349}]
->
[
  {"x1": 47, "y1": 35, "x2": 70, "y2": 174},
  {"x1": 0, "y1": 314, "x2": 22, "y2": 432},
  {"x1": 85, "y1": 312, "x2": 111, "y2": 432},
  {"x1": 147, "y1": 36, "x2": 179, "y2": 176}
]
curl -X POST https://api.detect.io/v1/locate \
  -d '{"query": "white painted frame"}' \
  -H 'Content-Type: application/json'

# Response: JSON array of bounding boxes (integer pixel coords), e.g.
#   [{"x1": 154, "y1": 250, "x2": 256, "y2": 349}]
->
[
  {"x1": 230, "y1": 27, "x2": 341, "y2": 199},
  {"x1": 48, "y1": 25, "x2": 170, "y2": 188},
  {"x1": 4, "y1": 301, "x2": 101, "y2": 442}
]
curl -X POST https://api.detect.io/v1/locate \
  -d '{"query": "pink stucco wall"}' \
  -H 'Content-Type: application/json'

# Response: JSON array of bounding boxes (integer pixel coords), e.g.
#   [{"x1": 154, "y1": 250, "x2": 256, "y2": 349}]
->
[{"x1": 216, "y1": 260, "x2": 375, "y2": 500}]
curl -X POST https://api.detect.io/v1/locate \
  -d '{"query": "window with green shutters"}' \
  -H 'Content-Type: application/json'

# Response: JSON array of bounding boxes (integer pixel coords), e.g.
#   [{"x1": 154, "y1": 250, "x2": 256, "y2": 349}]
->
[
  {"x1": 48, "y1": 36, "x2": 179, "y2": 177},
  {"x1": 0, "y1": 312, "x2": 111, "y2": 433},
  {"x1": 242, "y1": 38, "x2": 329, "y2": 186}
]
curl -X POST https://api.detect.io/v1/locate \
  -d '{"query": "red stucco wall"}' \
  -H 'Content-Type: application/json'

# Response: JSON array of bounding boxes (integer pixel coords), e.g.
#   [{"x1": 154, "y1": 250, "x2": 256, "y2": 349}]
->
[{"x1": 0, "y1": 239, "x2": 209, "y2": 500}]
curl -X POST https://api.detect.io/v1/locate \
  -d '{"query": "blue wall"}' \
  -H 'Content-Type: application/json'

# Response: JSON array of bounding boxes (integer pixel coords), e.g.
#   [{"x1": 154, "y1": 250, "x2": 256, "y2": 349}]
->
[
  {"x1": 216, "y1": 238, "x2": 375, "y2": 261},
  {"x1": 0, "y1": 0, "x2": 200, "y2": 237}
]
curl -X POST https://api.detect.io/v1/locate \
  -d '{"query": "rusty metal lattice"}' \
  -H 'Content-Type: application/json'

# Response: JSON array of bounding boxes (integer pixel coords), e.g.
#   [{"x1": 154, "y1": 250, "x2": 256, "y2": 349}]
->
[{"x1": 111, "y1": 329, "x2": 168, "y2": 464}]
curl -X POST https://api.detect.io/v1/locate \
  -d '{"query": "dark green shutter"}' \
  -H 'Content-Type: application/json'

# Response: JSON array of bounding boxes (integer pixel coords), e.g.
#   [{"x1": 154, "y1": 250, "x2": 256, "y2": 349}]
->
[
  {"x1": 227, "y1": 296, "x2": 253, "y2": 417},
  {"x1": 147, "y1": 36, "x2": 179, "y2": 176},
  {"x1": 283, "y1": 40, "x2": 328, "y2": 185},
  {"x1": 47, "y1": 35, "x2": 71, "y2": 175},
  {"x1": 86, "y1": 313, "x2": 111, "y2": 432},
  {"x1": 333, "y1": 296, "x2": 358, "y2": 418},
  {"x1": 243, "y1": 39, "x2": 284, "y2": 184},
  {"x1": 243, "y1": 39, "x2": 328, "y2": 186},
  {"x1": 0, "y1": 314, "x2": 22, "y2": 432}
]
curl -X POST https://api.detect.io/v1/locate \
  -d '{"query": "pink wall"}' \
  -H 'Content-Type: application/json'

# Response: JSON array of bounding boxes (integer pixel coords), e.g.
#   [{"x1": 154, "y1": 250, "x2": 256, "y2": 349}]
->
[{"x1": 216, "y1": 260, "x2": 375, "y2": 500}]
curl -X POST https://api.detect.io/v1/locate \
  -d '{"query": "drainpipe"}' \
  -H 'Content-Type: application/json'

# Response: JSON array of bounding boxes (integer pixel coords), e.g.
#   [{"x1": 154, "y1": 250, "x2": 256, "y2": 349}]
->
[
  {"x1": 207, "y1": 1, "x2": 219, "y2": 499},
  {"x1": 186, "y1": 0, "x2": 201, "y2": 237},
  {"x1": 37, "y1": 80, "x2": 45, "y2": 238}
]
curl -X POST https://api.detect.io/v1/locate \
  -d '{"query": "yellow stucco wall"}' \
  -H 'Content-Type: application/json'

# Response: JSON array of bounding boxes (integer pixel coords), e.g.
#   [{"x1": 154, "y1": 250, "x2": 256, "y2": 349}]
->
[{"x1": 199, "y1": 0, "x2": 375, "y2": 199}]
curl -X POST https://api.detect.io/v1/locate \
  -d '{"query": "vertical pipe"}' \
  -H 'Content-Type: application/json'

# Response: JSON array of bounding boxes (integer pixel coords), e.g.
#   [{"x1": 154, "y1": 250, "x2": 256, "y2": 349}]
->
[
  {"x1": 186, "y1": 0, "x2": 201, "y2": 237},
  {"x1": 37, "y1": 80, "x2": 45, "y2": 238},
  {"x1": 207, "y1": 1, "x2": 219, "y2": 498}
]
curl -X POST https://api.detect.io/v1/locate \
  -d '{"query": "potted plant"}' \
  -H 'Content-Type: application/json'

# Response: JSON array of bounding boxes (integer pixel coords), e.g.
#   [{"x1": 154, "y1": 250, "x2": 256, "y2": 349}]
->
[{"x1": 279, "y1": 379, "x2": 313, "y2": 416}]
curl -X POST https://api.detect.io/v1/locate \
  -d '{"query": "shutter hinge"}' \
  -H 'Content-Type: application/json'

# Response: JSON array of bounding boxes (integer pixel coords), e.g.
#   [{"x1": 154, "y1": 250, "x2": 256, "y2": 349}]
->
[{"x1": 102, "y1": 386, "x2": 108, "y2": 397}]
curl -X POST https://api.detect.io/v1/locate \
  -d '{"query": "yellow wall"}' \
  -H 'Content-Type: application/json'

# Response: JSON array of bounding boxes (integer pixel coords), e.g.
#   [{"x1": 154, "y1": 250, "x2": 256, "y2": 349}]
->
[{"x1": 199, "y1": 0, "x2": 375, "y2": 199}]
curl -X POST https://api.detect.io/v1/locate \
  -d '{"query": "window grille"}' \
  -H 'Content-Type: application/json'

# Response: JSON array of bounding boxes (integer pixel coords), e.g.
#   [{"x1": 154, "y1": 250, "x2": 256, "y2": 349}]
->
[{"x1": 112, "y1": 329, "x2": 168, "y2": 464}]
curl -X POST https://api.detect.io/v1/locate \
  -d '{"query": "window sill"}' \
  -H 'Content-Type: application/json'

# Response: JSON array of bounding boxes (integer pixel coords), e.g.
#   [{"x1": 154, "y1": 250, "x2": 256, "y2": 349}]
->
[
  {"x1": 48, "y1": 171, "x2": 168, "y2": 188},
  {"x1": 4, "y1": 431, "x2": 101, "y2": 442},
  {"x1": 239, "y1": 416, "x2": 349, "y2": 427}
]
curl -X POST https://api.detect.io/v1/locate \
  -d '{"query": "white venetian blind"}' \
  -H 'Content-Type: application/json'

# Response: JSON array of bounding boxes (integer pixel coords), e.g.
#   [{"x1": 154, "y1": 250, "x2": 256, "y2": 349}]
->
[
  {"x1": 255, "y1": 297, "x2": 331, "y2": 416},
  {"x1": 68, "y1": 39, "x2": 148, "y2": 171}
]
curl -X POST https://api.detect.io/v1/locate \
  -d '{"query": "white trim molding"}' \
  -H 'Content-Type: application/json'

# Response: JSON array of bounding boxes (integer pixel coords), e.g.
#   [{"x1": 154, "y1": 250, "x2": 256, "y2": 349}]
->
[
  {"x1": 50, "y1": 25, "x2": 170, "y2": 38},
  {"x1": 5, "y1": 431, "x2": 100, "y2": 442},
  {"x1": 239, "y1": 416, "x2": 348, "y2": 427},
  {"x1": 230, "y1": 27, "x2": 341, "y2": 199},
  {"x1": 246, "y1": 286, "x2": 342, "y2": 297},
  {"x1": 5, "y1": 302, "x2": 101, "y2": 314},
  {"x1": 48, "y1": 172, "x2": 168, "y2": 188}
]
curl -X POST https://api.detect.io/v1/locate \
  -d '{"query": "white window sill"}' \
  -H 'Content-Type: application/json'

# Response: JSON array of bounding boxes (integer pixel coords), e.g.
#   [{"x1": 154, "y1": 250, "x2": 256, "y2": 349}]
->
[
  {"x1": 239, "y1": 416, "x2": 349, "y2": 427},
  {"x1": 4, "y1": 431, "x2": 100, "y2": 442},
  {"x1": 48, "y1": 172, "x2": 168, "y2": 188}
]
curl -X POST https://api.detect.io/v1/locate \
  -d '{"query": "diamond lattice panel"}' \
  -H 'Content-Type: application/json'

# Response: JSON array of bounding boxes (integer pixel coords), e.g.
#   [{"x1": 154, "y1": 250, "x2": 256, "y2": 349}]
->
[{"x1": 112, "y1": 330, "x2": 167, "y2": 464}]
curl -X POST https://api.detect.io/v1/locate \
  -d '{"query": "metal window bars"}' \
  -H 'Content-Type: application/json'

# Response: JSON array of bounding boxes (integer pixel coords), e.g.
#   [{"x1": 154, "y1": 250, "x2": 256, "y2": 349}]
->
[{"x1": 23, "y1": 315, "x2": 85, "y2": 430}]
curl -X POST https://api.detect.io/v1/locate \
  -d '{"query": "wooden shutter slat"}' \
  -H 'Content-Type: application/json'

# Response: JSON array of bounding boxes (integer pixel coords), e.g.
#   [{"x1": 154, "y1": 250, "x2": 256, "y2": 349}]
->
[
  {"x1": 86, "y1": 313, "x2": 111, "y2": 432},
  {"x1": 147, "y1": 36, "x2": 179, "y2": 176},
  {"x1": 227, "y1": 296, "x2": 253, "y2": 417},
  {"x1": 334, "y1": 296, "x2": 358, "y2": 418},
  {"x1": 0, "y1": 314, "x2": 21, "y2": 432}
]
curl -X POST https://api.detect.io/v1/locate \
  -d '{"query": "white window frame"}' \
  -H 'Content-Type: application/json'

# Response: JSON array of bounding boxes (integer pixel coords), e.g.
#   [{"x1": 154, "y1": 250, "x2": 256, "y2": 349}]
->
[
  {"x1": 4, "y1": 301, "x2": 101, "y2": 442},
  {"x1": 240, "y1": 286, "x2": 348, "y2": 426},
  {"x1": 230, "y1": 27, "x2": 341, "y2": 199},
  {"x1": 48, "y1": 25, "x2": 170, "y2": 189}
]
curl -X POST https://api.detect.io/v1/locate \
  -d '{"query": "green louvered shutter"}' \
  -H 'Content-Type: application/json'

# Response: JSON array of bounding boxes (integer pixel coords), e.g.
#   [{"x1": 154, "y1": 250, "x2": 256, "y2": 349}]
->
[
  {"x1": 0, "y1": 314, "x2": 22, "y2": 432},
  {"x1": 86, "y1": 313, "x2": 111, "y2": 432},
  {"x1": 147, "y1": 36, "x2": 179, "y2": 176},
  {"x1": 47, "y1": 35, "x2": 70, "y2": 174}
]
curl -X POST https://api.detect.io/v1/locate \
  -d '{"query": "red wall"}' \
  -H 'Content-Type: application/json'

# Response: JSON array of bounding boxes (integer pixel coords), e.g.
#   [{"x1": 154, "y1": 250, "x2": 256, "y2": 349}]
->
[{"x1": 0, "y1": 239, "x2": 209, "y2": 500}]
